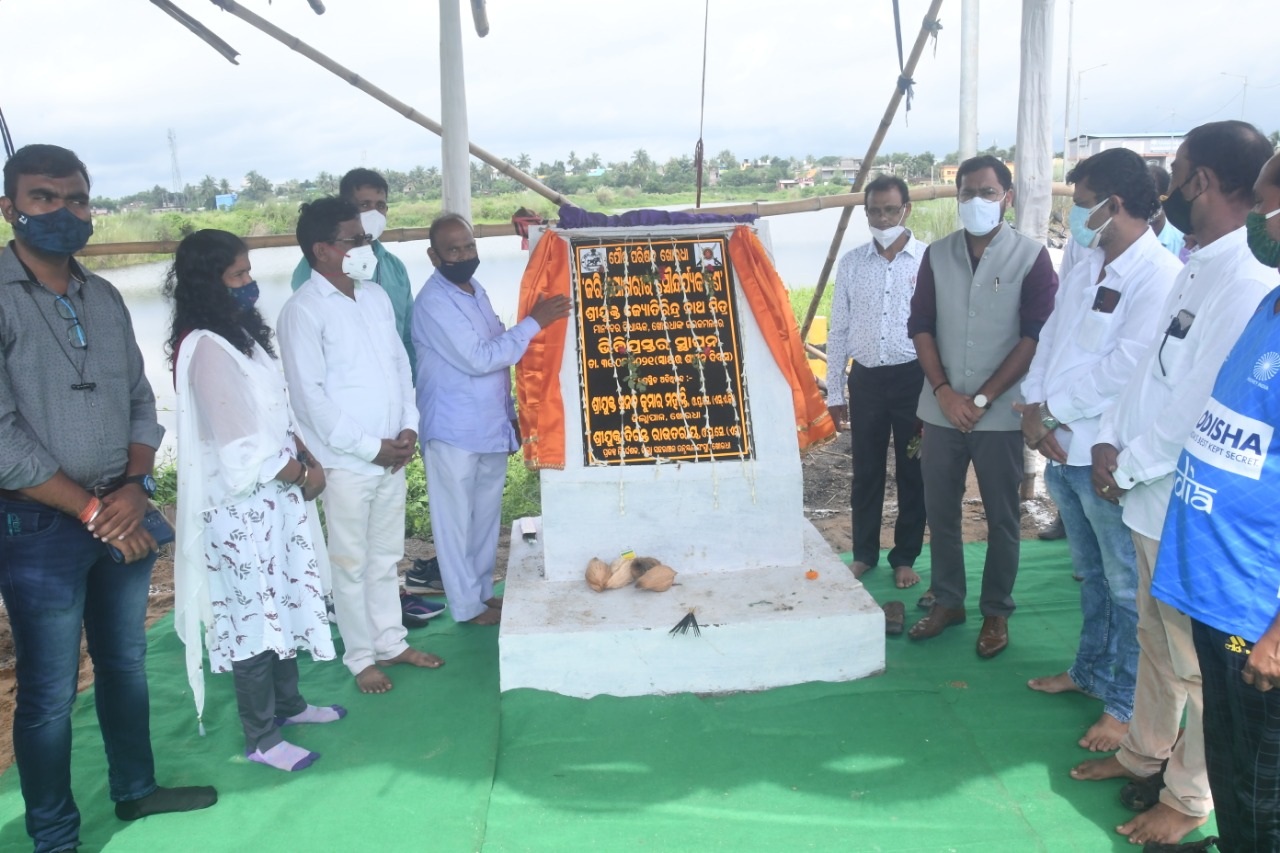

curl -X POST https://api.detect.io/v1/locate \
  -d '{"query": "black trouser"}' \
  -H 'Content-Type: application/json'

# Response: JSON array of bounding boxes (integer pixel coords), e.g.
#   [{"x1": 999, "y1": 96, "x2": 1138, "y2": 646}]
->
[
  {"x1": 230, "y1": 651, "x2": 307, "y2": 753},
  {"x1": 847, "y1": 359, "x2": 926, "y2": 569},
  {"x1": 1192, "y1": 620, "x2": 1280, "y2": 853},
  {"x1": 920, "y1": 424, "x2": 1023, "y2": 616}
]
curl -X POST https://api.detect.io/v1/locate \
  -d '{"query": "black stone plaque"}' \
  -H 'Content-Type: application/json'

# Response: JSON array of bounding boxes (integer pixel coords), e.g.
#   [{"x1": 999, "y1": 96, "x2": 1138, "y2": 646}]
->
[{"x1": 572, "y1": 234, "x2": 752, "y2": 465}]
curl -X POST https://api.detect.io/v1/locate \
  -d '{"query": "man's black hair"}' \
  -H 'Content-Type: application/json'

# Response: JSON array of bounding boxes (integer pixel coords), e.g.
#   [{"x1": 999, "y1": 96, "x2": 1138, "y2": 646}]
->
[
  {"x1": 1148, "y1": 164, "x2": 1171, "y2": 197},
  {"x1": 338, "y1": 167, "x2": 389, "y2": 199},
  {"x1": 3, "y1": 144, "x2": 91, "y2": 199},
  {"x1": 296, "y1": 196, "x2": 360, "y2": 265},
  {"x1": 955, "y1": 154, "x2": 1012, "y2": 191},
  {"x1": 428, "y1": 212, "x2": 473, "y2": 247},
  {"x1": 1067, "y1": 148, "x2": 1161, "y2": 221},
  {"x1": 864, "y1": 175, "x2": 911, "y2": 205},
  {"x1": 1181, "y1": 120, "x2": 1274, "y2": 200}
]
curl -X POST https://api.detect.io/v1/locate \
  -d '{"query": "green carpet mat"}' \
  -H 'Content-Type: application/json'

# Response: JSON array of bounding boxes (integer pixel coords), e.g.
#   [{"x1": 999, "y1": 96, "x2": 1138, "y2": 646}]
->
[{"x1": 0, "y1": 541, "x2": 1218, "y2": 851}]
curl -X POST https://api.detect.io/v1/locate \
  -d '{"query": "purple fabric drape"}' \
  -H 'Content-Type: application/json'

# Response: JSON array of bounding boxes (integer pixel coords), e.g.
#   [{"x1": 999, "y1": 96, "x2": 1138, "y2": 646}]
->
[{"x1": 556, "y1": 204, "x2": 758, "y2": 229}]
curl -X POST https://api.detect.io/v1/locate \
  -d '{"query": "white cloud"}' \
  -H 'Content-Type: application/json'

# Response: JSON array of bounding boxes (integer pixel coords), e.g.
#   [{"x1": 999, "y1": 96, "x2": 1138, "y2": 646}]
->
[{"x1": 2, "y1": 0, "x2": 1276, "y2": 197}]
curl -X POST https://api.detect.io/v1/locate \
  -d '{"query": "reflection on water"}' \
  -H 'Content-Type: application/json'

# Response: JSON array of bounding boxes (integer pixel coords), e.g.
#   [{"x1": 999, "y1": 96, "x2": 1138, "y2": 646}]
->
[{"x1": 99, "y1": 207, "x2": 869, "y2": 456}]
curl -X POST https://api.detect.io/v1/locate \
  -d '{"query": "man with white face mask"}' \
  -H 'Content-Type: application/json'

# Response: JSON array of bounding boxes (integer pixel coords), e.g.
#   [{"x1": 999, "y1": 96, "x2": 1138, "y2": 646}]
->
[
  {"x1": 906, "y1": 155, "x2": 1058, "y2": 658},
  {"x1": 825, "y1": 175, "x2": 927, "y2": 592},
  {"x1": 290, "y1": 169, "x2": 415, "y2": 380},
  {"x1": 278, "y1": 197, "x2": 445, "y2": 695}
]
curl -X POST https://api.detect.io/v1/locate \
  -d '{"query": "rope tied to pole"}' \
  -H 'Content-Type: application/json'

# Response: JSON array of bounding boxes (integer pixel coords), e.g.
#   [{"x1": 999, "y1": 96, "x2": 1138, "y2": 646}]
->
[{"x1": 693, "y1": 0, "x2": 710, "y2": 209}]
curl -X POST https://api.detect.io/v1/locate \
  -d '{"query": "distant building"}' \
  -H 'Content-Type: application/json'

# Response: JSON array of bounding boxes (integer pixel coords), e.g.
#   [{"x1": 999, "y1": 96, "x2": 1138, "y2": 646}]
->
[
  {"x1": 937, "y1": 161, "x2": 1017, "y2": 184},
  {"x1": 1068, "y1": 132, "x2": 1185, "y2": 169},
  {"x1": 818, "y1": 158, "x2": 863, "y2": 184}
]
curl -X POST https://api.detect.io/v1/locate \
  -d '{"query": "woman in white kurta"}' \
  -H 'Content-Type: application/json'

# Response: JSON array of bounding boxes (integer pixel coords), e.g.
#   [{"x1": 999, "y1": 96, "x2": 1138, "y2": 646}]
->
[{"x1": 167, "y1": 229, "x2": 341, "y2": 773}]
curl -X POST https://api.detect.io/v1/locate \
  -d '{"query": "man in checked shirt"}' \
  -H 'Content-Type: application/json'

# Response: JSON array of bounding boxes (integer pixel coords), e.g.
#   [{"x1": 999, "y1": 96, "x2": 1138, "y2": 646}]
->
[{"x1": 825, "y1": 175, "x2": 927, "y2": 592}]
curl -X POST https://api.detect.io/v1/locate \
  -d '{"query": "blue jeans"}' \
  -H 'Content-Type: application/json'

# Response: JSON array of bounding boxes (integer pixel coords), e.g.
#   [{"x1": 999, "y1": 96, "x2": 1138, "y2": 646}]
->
[
  {"x1": 0, "y1": 497, "x2": 158, "y2": 853},
  {"x1": 1044, "y1": 463, "x2": 1140, "y2": 722}
]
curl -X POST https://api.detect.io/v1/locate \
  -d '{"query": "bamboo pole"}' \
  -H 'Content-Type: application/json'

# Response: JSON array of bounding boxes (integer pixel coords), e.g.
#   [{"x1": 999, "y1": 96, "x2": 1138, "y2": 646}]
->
[
  {"x1": 75, "y1": 222, "x2": 515, "y2": 258},
  {"x1": 210, "y1": 0, "x2": 570, "y2": 207},
  {"x1": 74, "y1": 186, "x2": 1075, "y2": 259},
  {"x1": 798, "y1": 0, "x2": 946, "y2": 341}
]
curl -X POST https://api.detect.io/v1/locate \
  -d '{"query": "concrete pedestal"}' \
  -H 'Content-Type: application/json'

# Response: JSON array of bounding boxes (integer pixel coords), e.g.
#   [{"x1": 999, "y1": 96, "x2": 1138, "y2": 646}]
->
[{"x1": 498, "y1": 517, "x2": 885, "y2": 698}]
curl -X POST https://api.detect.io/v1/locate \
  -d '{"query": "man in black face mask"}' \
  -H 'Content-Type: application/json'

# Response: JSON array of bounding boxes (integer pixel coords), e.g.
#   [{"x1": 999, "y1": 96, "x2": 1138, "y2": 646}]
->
[
  {"x1": 1073, "y1": 121, "x2": 1276, "y2": 849},
  {"x1": 412, "y1": 214, "x2": 569, "y2": 626},
  {"x1": 0, "y1": 144, "x2": 217, "y2": 852}
]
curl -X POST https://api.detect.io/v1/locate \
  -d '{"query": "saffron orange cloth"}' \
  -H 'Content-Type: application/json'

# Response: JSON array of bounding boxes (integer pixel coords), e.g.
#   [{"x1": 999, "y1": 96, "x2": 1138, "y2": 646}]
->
[
  {"x1": 515, "y1": 230, "x2": 570, "y2": 470},
  {"x1": 726, "y1": 225, "x2": 835, "y2": 452},
  {"x1": 514, "y1": 225, "x2": 835, "y2": 471}
]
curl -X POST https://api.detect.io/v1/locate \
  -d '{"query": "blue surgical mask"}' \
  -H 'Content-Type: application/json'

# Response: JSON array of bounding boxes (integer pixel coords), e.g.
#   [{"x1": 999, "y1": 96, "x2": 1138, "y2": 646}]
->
[
  {"x1": 1068, "y1": 198, "x2": 1112, "y2": 249},
  {"x1": 229, "y1": 280, "x2": 260, "y2": 311},
  {"x1": 13, "y1": 205, "x2": 94, "y2": 256}
]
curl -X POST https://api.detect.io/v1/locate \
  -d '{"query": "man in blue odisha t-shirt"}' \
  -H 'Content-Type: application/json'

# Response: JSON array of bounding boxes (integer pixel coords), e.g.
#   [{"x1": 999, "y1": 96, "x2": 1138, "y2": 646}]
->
[{"x1": 1153, "y1": 151, "x2": 1280, "y2": 853}]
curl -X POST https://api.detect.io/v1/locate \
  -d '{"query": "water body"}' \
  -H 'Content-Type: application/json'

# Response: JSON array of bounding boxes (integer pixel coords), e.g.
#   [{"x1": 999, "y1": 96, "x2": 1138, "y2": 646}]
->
[{"x1": 103, "y1": 206, "x2": 869, "y2": 455}]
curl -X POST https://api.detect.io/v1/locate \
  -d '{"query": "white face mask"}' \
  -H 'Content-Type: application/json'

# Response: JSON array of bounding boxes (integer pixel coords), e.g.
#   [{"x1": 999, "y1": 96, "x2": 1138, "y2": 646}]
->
[
  {"x1": 958, "y1": 196, "x2": 1005, "y2": 237},
  {"x1": 869, "y1": 225, "x2": 906, "y2": 249},
  {"x1": 360, "y1": 209, "x2": 387, "y2": 242},
  {"x1": 341, "y1": 244, "x2": 378, "y2": 281}
]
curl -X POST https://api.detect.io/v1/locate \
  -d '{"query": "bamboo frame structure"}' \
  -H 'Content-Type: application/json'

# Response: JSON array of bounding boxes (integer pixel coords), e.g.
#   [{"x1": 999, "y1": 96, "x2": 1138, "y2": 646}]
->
[
  {"x1": 209, "y1": 0, "x2": 570, "y2": 207},
  {"x1": 798, "y1": 0, "x2": 946, "y2": 341}
]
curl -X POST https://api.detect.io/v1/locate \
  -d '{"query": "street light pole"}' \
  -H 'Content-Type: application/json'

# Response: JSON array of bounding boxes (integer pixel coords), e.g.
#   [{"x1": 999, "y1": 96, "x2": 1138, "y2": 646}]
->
[
  {"x1": 1222, "y1": 72, "x2": 1248, "y2": 119},
  {"x1": 1061, "y1": 0, "x2": 1074, "y2": 177},
  {"x1": 1074, "y1": 63, "x2": 1107, "y2": 163}
]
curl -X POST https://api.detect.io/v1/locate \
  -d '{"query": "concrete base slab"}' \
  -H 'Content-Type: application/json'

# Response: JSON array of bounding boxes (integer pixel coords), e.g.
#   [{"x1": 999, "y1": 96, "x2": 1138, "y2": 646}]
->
[{"x1": 499, "y1": 517, "x2": 886, "y2": 698}]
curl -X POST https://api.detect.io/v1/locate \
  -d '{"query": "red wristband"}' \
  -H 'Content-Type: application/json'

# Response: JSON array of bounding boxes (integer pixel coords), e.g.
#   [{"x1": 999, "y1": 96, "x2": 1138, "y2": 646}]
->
[{"x1": 78, "y1": 496, "x2": 102, "y2": 524}]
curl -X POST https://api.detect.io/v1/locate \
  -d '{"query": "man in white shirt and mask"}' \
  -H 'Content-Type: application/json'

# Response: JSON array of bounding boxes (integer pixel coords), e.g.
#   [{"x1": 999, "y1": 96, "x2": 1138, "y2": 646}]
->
[
  {"x1": 290, "y1": 169, "x2": 415, "y2": 379},
  {"x1": 279, "y1": 197, "x2": 445, "y2": 694},
  {"x1": 1019, "y1": 148, "x2": 1180, "y2": 756},
  {"x1": 1071, "y1": 120, "x2": 1277, "y2": 849},
  {"x1": 825, "y1": 175, "x2": 927, "y2": 591}
]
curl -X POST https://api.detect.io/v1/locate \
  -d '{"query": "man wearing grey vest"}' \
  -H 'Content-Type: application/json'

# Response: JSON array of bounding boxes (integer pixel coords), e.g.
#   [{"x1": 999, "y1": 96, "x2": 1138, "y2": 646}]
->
[{"x1": 905, "y1": 155, "x2": 1058, "y2": 658}]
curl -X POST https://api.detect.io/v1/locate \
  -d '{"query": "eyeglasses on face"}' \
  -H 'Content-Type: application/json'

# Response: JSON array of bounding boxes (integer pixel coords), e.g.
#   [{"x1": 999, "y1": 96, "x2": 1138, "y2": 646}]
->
[
  {"x1": 331, "y1": 234, "x2": 373, "y2": 248},
  {"x1": 436, "y1": 242, "x2": 478, "y2": 260},
  {"x1": 865, "y1": 205, "x2": 905, "y2": 219},
  {"x1": 54, "y1": 295, "x2": 87, "y2": 349},
  {"x1": 958, "y1": 186, "x2": 1006, "y2": 202}
]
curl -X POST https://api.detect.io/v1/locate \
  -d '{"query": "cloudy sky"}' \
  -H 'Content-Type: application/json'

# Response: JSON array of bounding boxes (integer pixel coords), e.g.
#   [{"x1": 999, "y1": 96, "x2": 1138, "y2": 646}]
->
[{"x1": 2, "y1": 0, "x2": 1277, "y2": 198}]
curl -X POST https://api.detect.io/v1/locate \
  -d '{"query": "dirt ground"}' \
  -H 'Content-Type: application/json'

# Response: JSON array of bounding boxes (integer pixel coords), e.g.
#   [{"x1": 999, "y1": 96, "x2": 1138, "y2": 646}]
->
[{"x1": 0, "y1": 444, "x2": 1057, "y2": 776}]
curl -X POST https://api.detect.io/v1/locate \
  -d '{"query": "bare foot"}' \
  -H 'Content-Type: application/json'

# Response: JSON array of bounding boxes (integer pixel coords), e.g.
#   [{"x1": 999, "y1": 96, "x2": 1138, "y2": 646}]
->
[
  {"x1": 892, "y1": 566, "x2": 921, "y2": 588},
  {"x1": 1070, "y1": 754, "x2": 1140, "y2": 781},
  {"x1": 378, "y1": 647, "x2": 445, "y2": 669},
  {"x1": 852, "y1": 561, "x2": 873, "y2": 580},
  {"x1": 1116, "y1": 802, "x2": 1208, "y2": 846},
  {"x1": 1080, "y1": 713, "x2": 1129, "y2": 752},
  {"x1": 468, "y1": 607, "x2": 501, "y2": 626},
  {"x1": 1028, "y1": 672, "x2": 1085, "y2": 694},
  {"x1": 355, "y1": 665, "x2": 393, "y2": 694},
  {"x1": 485, "y1": 596, "x2": 504, "y2": 609}
]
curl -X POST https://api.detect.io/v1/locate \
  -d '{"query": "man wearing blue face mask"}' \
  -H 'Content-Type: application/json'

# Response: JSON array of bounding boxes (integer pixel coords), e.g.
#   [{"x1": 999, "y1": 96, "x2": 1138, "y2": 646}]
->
[
  {"x1": 278, "y1": 197, "x2": 445, "y2": 695},
  {"x1": 905, "y1": 154, "x2": 1058, "y2": 659},
  {"x1": 413, "y1": 213, "x2": 569, "y2": 625},
  {"x1": 0, "y1": 144, "x2": 217, "y2": 853},
  {"x1": 1018, "y1": 148, "x2": 1180, "y2": 757}
]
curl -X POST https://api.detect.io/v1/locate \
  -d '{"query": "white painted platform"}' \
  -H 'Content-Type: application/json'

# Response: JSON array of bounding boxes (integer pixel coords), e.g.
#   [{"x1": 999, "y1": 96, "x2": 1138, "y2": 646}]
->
[{"x1": 498, "y1": 517, "x2": 886, "y2": 698}]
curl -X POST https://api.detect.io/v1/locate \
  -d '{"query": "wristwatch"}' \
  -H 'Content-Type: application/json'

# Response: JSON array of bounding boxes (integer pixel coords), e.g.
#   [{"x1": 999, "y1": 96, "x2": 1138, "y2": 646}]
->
[
  {"x1": 1040, "y1": 403, "x2": 1061, "y2": 432},
  {"x1": 124, "y1": 473, "x2": 157, "y2": 498},
  {"x1": 973, "y1": 393, "x2": 991, "y2": 409}
]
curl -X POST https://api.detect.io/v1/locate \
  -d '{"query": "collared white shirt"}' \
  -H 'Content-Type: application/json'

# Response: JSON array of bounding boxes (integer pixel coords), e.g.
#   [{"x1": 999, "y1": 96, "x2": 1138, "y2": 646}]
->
[
  {"x1": 825, "y1": 233, "x2": 925, "y2": 406},
  {"x1": 1095, "y1": 226, "x2": 1277, "y2": 539},
  {"x1": 413, "y1": 270, "x2": 541, "y2": 454},
  {"x1": 1022, "y1": 229, "x2": 1181, "y2": 466},
  {"x1": 277, "y1": 270, "x2": 418, "y2": 475}
]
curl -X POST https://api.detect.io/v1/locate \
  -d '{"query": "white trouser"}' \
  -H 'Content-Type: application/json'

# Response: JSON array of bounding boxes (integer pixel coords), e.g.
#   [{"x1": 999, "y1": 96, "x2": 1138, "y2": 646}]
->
[
  {"x1": 423, "y1": 439, "x2": 507, "y2": 622},
  {"x1": 1116, "y1": 531, "x2": 1211, "y2": 818},
  {"x1": 321, "y1": 467, "x2": 409, "y2": 675}
]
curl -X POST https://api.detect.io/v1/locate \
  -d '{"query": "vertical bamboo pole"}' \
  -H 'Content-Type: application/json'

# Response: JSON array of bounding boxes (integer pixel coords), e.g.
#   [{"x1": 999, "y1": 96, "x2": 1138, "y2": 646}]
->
[{"x1": 799, "y1": 0, "x2": 945, "y2": 341}]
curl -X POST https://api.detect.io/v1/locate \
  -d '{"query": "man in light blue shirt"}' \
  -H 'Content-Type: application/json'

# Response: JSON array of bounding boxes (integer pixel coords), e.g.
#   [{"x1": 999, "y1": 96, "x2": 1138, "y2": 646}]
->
[
  {"x1": 413, "y1": 214, "x2": 569, "y2": 625},
  {"x1": 291, "y1": 168, "x2": 416, "y2": 379}
]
